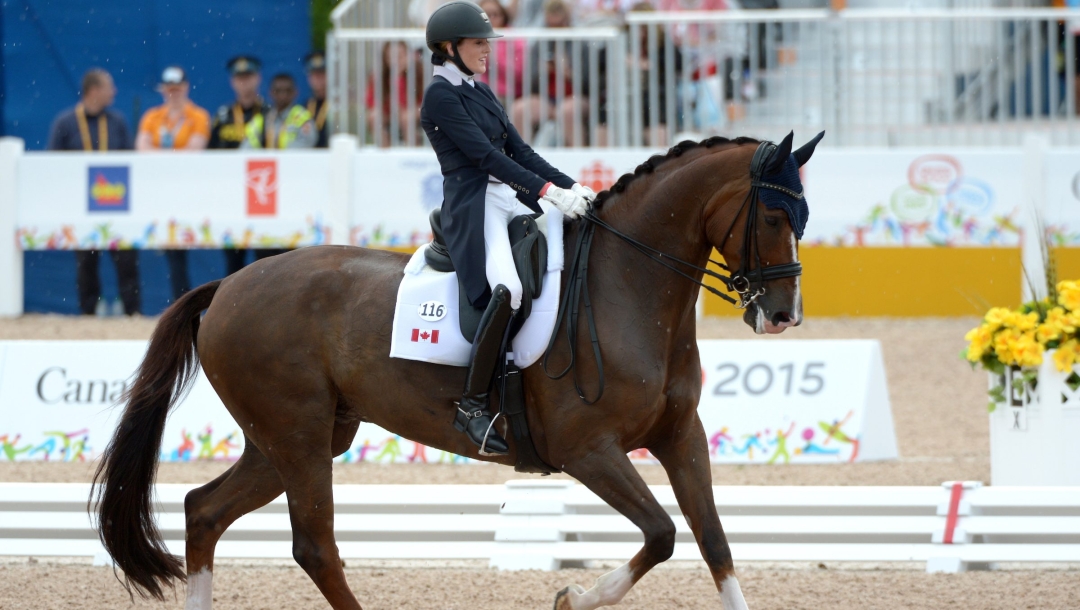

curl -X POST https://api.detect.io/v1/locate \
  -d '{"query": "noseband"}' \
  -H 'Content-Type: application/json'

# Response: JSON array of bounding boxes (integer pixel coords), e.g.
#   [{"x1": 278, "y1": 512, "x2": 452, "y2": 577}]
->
[{"x1": 543, "y1": 140, "x2": 804, "y2": 404}]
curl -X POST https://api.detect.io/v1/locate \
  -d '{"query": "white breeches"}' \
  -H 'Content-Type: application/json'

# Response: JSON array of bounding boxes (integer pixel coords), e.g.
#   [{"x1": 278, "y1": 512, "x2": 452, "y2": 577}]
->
[{"x1": 484, "y1": 181, "x2": 538, "y2": 310}]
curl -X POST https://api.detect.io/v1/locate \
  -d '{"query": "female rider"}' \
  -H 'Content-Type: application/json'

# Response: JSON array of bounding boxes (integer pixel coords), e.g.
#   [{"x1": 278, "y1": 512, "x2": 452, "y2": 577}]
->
[{"x1": 421, "y1": 1, "x2": 595, "y2": 455}]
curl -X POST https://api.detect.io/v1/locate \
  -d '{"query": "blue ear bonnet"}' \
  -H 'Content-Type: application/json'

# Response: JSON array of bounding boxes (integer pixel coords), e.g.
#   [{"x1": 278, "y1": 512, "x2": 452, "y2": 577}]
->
[{"x1": 757, "y1": 154, "x2": 808, "y2": 240}]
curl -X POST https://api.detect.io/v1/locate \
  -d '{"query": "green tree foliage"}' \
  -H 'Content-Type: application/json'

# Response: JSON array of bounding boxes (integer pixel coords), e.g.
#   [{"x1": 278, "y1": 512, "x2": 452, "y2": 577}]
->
[{"x1": 311, "y1": 0, "x2": 345, "y2": 51}]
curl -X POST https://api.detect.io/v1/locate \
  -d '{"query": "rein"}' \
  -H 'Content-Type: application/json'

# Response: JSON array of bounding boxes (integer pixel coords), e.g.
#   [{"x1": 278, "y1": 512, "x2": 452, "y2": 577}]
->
[{"x1": 542, "y1": 141, "x2": 803, "y2": 404}]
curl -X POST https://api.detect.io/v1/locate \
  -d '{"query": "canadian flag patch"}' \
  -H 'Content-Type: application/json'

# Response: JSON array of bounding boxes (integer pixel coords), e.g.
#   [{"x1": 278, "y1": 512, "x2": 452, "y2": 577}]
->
[{"x1": 411, "y1": 328, "x2": 440, "y2": 344}]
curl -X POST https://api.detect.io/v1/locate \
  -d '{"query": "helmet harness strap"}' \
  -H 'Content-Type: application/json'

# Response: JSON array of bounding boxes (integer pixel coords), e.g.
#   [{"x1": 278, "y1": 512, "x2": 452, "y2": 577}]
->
[{"x1": 431, "y1": 40, "x2": 475, "y2": 77}]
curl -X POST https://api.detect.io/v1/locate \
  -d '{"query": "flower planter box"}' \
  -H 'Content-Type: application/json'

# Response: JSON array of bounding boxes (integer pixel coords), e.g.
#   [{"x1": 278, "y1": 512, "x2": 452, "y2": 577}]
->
[{"x1": 989, "y1": 351, "x2": 1080, "y2": 485}]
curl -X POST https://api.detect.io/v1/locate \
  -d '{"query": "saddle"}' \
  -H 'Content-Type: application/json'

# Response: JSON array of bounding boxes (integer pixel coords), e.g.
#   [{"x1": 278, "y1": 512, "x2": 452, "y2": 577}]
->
[
  {"x1": 423, "y1": 208, "x2": 558, "y2": 475},
  {"x1": 425, "y1": 208, "x2": 548, "y2": 341}
]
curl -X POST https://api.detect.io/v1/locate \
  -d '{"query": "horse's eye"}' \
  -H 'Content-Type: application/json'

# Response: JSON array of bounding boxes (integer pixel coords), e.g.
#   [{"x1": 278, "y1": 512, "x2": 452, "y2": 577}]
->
[{"x1": 764, "y1": 215, "x2": 779, "y2": 227}]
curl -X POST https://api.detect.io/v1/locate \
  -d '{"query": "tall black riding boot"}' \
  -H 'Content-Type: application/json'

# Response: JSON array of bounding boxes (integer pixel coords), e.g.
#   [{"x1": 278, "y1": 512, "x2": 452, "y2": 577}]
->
[{"x1": 454, "y1": 284, "x2": 514, "y2": 455}]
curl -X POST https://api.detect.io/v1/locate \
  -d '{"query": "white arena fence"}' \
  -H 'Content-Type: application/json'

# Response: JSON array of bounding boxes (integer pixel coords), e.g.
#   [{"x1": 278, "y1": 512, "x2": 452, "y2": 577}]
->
[
  {"x1": 329, "y1": 8, "x2": 1080, "y2": 148},
  {"x1": 2, "y1": 480, "x2": 1078, "y2": 574}
]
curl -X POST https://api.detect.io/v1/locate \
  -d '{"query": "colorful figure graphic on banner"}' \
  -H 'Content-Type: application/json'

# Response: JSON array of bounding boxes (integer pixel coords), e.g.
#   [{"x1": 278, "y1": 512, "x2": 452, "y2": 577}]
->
[
  {"x1": 168, "y1": 429, "x2": 196, "y2": 461},
  {"x1": 794, "y1": 426, "x2": 841, "y2": 457},
  {"x1": 766, "y1": 423, "x2": 796, "y2": 464},
  {"x1": 709, "y1": 428, "x2": 734, "y2": 456},
  {"x1": 374, "y1": 436, "x2": 403, "y2": 462},
  {"x1": 819, "y1": 411, "x2": 860, "y2": 462},
  {"x1": 210, "y1": 433, "x2": 241, "y2": 459},
  {"x1": 0, "y1": 434, "x2": 33, "y2": 461},
  {"x1": 734, "y1": 433, "x2": 767, "y2": 460},
  {"x1": 19, "y1": 216, "x2": 332, "y2": 251},
  {"x1": 407, "y1": 442, "x2": 428, "y2": 463}
]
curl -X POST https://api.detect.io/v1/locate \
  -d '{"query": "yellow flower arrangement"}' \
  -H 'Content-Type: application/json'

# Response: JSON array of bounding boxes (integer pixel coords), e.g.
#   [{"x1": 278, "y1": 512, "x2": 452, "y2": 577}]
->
[
  {"x1": 964, "y1": 280, "x2": 1080, "y2": 411},
  {"x1": 963, "y1": 281, "x2": 1080, "y2": 373}
]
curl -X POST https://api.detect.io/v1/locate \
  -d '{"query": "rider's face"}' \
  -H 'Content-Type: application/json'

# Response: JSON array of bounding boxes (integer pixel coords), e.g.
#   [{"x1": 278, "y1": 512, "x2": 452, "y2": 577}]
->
[{"x1": 452, "y1": 38, "x2": 490, "y2": 75}]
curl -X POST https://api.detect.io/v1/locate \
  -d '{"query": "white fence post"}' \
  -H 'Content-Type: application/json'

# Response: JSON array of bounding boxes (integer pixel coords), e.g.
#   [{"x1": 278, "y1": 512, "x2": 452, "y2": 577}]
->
[
  {"x1": 0, "y1": 137, "x2": 24, "y2": 317},
  {"x1": 490, "y1": 480, "x2": 575, "y2": 571},
  {"x1": 328, "y1": 134, "x2": 358, "y2": 246},
  {"x1": 927, "y1": 480, "x2": 983, "y2": 574}
]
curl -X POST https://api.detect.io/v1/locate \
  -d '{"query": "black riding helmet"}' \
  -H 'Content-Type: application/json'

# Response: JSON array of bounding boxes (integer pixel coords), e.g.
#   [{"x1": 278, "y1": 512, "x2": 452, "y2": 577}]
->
[{"x1": 426, "y1": 1, "x2": 503, "y2": 76}]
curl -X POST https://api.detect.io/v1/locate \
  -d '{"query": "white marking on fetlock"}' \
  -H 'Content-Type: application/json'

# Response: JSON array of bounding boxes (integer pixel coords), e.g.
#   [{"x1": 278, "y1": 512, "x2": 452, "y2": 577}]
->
[
  {"x1": 719, "y1": 574, "x2": 748, "y2": 610},
  {"x1": 564, "y1": 563, "x2": 634, "y2": 610},
  {"x1": 184, "y1": 568, "x2": 213, "y2": 610}
]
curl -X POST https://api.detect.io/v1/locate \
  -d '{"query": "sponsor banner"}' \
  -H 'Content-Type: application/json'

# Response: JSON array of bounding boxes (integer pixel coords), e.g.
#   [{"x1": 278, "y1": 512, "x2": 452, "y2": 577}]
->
[
  {"x1": 17, "y1": 147, "x2": 1029, "y2": 252},
  {"x1": 0, "y1": 341, "x2": 242, "y2": 462},
  {"x1": 87, "y1": 166, "x2": 129, "y2": 212},
  {"x1": 696, "y1": 339, "x2": 897, "y2": 463},
  {"x1": 0, "y1": 339, "x2": 895, "y2": 465},
  {"x1": 801, "y1": 149, "x2": 1025, "y2": 247},
  {"x1": 17, "y1": 152, "x2": 332, "y2": 250}
]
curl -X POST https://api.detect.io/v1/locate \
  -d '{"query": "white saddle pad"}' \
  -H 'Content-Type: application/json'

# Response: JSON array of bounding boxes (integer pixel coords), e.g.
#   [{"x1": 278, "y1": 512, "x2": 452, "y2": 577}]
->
[{"x1": 389, "y1": 212, "x2": 564, "y2": 368}]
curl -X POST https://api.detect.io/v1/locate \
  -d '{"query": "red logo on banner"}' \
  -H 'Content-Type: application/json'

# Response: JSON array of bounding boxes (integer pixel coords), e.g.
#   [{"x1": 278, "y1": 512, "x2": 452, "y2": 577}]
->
[
  {"x1": 246, "y1": 159, "x2": 277, "y2": 216},
  {"x1": 578, "y1": 160, "x2": 616, "y2": 193}
]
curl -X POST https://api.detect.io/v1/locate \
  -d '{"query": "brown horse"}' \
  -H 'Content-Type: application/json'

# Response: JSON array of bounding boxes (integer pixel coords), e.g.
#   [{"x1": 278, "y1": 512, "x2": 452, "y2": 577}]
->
[{"x1": 92, "y1": 133, "x2": 821, "y2": 610}]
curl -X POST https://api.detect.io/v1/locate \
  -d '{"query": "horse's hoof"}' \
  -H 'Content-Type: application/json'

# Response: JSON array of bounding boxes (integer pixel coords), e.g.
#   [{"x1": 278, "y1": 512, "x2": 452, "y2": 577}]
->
[{"x1": 553, "y1": 584, "x2": 585, "y2": 610}]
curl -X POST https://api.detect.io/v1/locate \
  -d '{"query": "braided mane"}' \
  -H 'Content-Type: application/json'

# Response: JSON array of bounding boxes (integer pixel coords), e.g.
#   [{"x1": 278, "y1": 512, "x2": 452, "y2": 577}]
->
[{"x1": 592, "y1": 136, "x2": 761, "y2": 210}]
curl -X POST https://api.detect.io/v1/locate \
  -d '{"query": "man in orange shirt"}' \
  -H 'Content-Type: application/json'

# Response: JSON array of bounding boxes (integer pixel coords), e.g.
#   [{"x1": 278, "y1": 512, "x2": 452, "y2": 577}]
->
[
  {"x1": 136, "y1": 66, "x2": 210, "y2": 150},
  {"x1": 136, "y1": 66, "x2": 211, "y2": 303}
]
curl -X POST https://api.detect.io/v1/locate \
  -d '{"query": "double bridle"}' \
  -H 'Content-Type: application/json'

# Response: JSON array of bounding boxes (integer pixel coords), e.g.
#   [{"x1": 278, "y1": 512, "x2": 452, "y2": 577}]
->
[{"x1": 543, "y1": 140, "x2": 804, "y2": 404}]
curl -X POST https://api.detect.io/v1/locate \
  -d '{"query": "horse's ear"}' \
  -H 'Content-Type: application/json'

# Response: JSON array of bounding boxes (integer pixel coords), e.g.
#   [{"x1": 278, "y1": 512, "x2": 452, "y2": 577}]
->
[
  {"x1": 793, "y1": 131, "x2": 826, "y2": 167},
  {"x1": 767, "y1": 131, "x2": 795, "y2": 174}
]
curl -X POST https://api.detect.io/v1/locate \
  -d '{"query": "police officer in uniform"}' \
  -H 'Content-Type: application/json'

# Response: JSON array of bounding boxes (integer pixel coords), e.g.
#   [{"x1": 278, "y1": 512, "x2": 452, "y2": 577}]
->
[
  {"x1": 304, "y1": 52, "x2": 330, "y2": 148},
  {"x1": 421, "y1": 1, "x2": 596, "y2": 455},
  {"x1": 210, "y1": 56, "x2": 269, "y2": 275},
  {"x1": 209, "y1": 56, "x2": 267, "y2": 149},
  {"x1": 242, "y1": 73, "x2": 316, "y2": 149}
]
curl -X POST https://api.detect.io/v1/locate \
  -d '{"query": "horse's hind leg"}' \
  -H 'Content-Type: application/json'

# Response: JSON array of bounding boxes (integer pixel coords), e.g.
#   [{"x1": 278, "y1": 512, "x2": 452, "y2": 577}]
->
[
  {"x1": 554, "y1": 442, "x2": 677, "y2": 610},
  {"x1": 269, "y1": 429, "x2": 362, "y2": 610},
  {"x1": 184, "y1": 441, "x2": 284, "y2": 609},
  {"x1": 651, "y1": 413, "x2": 749, "y2": 610}
]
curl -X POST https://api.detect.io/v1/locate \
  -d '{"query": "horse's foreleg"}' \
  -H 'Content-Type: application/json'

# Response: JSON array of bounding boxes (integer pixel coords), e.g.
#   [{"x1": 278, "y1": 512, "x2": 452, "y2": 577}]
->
[
  {"x1": 554, "y1": 441, "x2": 676, "y2": 610},
  {"x1": 184, "y1": 442, "x2": 284, "y2": 610},
  {"x1": 651, "y1": 413, "x2": 749, "y2": 610},
  {"x1": 272, "y1": 435, "x2": 363, "y2": 610}
]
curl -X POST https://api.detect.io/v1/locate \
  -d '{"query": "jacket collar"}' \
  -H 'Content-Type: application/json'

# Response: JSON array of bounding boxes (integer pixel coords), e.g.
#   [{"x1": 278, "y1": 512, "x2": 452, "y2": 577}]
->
[{"x1": 433, "y1": 63, "x2": 474, "y2": 87}]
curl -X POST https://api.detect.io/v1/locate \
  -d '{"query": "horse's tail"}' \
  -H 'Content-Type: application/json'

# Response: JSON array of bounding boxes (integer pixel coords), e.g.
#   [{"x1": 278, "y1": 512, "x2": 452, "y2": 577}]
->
[{"x1": 91, "y1": 279, "x2": 221, "y2": 600}]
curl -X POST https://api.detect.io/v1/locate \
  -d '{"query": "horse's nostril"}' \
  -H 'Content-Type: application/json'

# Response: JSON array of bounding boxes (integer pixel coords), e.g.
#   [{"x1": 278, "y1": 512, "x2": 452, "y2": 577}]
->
[{"x1": 772, "y1": 311, "x2": 792, "y2": 326}]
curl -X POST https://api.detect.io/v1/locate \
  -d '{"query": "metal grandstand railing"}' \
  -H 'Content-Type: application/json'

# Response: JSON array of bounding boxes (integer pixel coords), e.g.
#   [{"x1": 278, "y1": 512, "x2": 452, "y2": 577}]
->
[{"x1": 329, "y1": 8, "x2": 1080, "y2": 147}]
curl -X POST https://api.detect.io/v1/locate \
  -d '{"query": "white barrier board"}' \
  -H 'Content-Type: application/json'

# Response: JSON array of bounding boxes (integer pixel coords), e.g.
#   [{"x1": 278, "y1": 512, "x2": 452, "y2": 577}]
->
[
  {"x1": 0, "y1": 339, "x2": 895, "y2": 465},
  {"x1": 697, "y1": 340, "x2": 897, "y2": 463}
]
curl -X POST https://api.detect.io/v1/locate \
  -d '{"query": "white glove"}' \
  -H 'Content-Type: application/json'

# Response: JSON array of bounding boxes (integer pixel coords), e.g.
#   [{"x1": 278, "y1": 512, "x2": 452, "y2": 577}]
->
[
  {"x1": 542, "y1": 184, "x2": 590, "y2": 219},
  {"x1": 571, "y1": 183, "x2": 598, "y2": 202}
]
